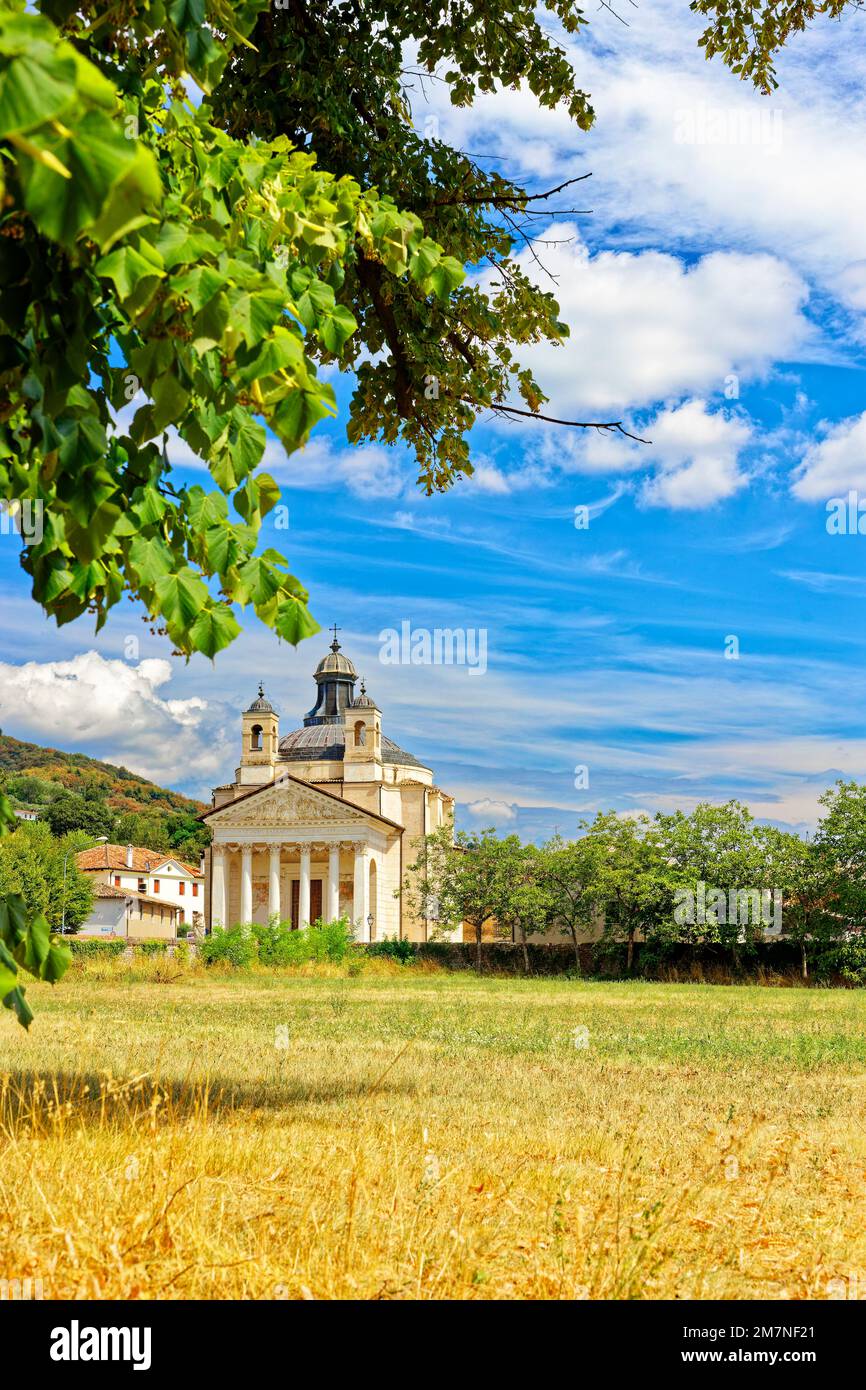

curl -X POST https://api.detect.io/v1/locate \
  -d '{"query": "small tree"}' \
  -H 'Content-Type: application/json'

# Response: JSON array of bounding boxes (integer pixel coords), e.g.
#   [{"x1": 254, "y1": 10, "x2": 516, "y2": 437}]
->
[
  {"x1": 0, "y1": 823, "x2": 94, "y2": 934},
  {"x1": 0, "y1": 794, "x2": 72, "y2": 1026},
  {"x1": 45, "y1": 791, "x2": 113, "y2": 840},
  {"x1": 403, "y1": 825, "x2": 505, "y2": 972},
  {"x1": 755, "y1": 826, "x2": 843, "y2": 981},
  {"x1": 585, "y1": 812, "x2": 671, "y2": 972},
  {"x1": 495, "y1": 840, "x2": 558, "y2": 974},
  {"x1": 814, "y1": 781, "x2": 866, "y2": 923},
  {"x1": 656, "y1": 801, "x2": 763, "y2": 963},
  {"x1": 541, "y1": 833, "x2": 600, "y2": 971}
]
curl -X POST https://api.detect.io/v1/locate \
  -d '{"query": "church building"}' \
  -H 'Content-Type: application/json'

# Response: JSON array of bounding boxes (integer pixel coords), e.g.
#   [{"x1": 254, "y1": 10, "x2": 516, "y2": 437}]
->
[{"x1": 201, "y1": 630, "x2": 455, "y2": 941}]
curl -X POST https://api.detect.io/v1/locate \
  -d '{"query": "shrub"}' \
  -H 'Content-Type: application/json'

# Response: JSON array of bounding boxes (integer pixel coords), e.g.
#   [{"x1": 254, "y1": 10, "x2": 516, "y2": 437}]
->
[
  {"x1": 197, "y1": 917, "x2": 355, "y2": 970},
  {"x1": 816, "y1": 935, "x2": 866, "y2": 985},
  {"x1": 135, "y1": 940, "x2": 168, "y2": 957},
  {"x1": 67, "y1": 938, "x2": 126, "y2": 958},
  {"x1": 252, "y1": 919, "x2": 309, "y2": 966},
  {"x1": 199, "y1": 925, "x2": 257, "y2": 968},
  {"x1": 307, "y1": 916, "x2": 354, "y2": 962},
  {"x1": 366, "y1": 936, "x2": 417, "y2": 964},
  {"x1": 173, "y1": 940, "x2": 190, "y2": 963}
]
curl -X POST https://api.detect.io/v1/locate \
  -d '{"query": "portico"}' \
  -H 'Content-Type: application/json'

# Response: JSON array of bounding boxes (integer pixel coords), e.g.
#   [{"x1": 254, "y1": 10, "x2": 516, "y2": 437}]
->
[{"x1": 204, "y1": 773, "x2": 400, "y2": 940}]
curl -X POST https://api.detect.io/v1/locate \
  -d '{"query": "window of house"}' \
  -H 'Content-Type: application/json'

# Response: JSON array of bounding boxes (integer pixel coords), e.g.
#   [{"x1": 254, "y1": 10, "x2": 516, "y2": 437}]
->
[
  {"x1": 138, "y1": 878, "x2": 146, "y2": 893},
  {"x1": 153, "y1": 879, "x2": 160, "y2": 893},
  {"x1": 114, "y1": 875, "x2": 121, "y2": 887},
  {"x1": 192, "y1": 883, "x2": 199, "y2": 897},
  {"x1": 179, "y1": 881, "x2": 185, "y2": 895}
]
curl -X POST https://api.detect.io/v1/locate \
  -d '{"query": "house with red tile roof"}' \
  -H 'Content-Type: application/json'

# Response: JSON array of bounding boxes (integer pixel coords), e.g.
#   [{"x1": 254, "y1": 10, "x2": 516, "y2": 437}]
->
[{"x1": 76, "y1": 843, "x2": 203, "y2": 934}]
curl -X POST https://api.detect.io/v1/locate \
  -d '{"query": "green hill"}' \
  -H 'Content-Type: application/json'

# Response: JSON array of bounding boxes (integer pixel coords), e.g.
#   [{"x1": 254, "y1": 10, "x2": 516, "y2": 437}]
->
[{"x1": 0, "y1": 731, "x2": 209, "y2": 857}]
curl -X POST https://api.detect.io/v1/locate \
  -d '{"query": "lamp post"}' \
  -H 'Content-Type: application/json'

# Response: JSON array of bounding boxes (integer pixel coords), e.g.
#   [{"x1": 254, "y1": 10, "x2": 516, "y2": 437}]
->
[
  {"x1": 62, "y1": 835, "x2": 107, "y2": 934},
  {"x1": 366, "y1": 911, "x2": 374, "y2": 942}
]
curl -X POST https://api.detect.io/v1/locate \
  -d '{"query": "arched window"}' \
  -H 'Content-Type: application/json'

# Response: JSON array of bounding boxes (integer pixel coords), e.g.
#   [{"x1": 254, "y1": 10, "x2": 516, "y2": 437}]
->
[
  {"x1": 353, "y1": 720, "x2": 366, "y2": 747},
  {"x1": 250, "y1": 723, "x2": 263, "y2": 751}
]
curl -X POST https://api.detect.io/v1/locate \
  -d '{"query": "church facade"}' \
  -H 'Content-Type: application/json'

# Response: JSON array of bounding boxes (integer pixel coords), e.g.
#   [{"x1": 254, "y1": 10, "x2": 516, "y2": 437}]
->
[{"x1": 201, "y1": 632, "x2": 455, "y2": 941}]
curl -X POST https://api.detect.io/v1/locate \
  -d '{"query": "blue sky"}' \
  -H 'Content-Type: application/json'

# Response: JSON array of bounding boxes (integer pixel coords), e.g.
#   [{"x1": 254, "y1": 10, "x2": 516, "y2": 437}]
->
[{"x1": 3, "y1": 2, "x2": 866, "y2": 838}]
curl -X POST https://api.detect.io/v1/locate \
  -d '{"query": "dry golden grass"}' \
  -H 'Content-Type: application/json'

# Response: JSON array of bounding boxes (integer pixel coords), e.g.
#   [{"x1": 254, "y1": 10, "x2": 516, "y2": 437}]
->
[{"x1": 3, "y1": 963, "x2": 866, "y2": 1300}]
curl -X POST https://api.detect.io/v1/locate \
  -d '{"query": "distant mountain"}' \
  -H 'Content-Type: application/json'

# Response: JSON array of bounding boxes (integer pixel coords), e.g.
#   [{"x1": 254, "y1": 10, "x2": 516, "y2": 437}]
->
[{"x1": 0, "y1": 731, "x2": 206, "y2": 819}]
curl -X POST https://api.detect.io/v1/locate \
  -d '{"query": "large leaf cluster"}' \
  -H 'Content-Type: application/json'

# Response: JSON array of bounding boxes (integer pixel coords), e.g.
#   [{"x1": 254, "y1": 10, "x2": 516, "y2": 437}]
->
[
  {"x1": 0, "y1": 0, "x2": 470, "y2": 654},
  {"x1": 213, "y1": 0, "x2": 590, "y2": 492}
]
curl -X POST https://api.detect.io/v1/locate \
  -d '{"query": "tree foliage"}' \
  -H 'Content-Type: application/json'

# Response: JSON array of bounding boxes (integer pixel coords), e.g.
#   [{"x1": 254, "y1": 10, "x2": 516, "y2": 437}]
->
[
  {"x1": 406, "y1": 791, "x2": 866, "y2": 978},
  {"x1": 0, "y1": 794, "x2": 72, "y2": 1027},
  {"x1": 691, "y1": 0, "x2": 858, "y2": 92},
  {"x1": 0, "y1": 0, "x2": 611, "y2": 663}
]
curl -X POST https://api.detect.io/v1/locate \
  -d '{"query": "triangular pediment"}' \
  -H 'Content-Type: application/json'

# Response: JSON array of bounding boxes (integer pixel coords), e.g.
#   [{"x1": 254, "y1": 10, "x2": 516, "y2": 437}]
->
[{"x1": 206, "y1": 776, "x2": 391, "y2": 831}]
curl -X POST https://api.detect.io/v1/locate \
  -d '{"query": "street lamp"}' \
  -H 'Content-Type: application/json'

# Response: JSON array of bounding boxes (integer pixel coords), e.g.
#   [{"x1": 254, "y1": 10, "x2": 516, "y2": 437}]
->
[
  {"x1": 366, "y1": 911, "x2": 374, "y2": 940},
  {"x1": 62, "y1": 835, "x2": 107, "y2": 934}
]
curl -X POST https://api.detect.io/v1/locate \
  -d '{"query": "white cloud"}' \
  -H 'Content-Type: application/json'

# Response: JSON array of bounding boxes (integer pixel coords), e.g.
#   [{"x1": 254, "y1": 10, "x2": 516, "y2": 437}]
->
[
  {"x1": 791, "y1": 412, "x2": 866, "y2": 501},
  {"x1": 641, "y1": 400, "x2": 752, "y2": 509},
  {"x1": 464, "y1": 798, "x2": 517, "y2": 822},
  {"x1": 486, "y1": 233, "x2": 810, "y2": 417},
  {"x1": 0, "y1": 651, "x2": 229, "y2": 786},
  {"x1": 420, "y1": 3, "x2": 866, "y2": 297},
  {"x1": 284, "y1": 438, "x2": 410, "y2": 498}
]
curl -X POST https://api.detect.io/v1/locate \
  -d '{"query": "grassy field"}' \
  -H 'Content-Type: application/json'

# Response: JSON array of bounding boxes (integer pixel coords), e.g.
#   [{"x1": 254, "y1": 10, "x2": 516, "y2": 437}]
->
[{"x1": 3, "y1": 961, "x2": 866, "y2": 1300}]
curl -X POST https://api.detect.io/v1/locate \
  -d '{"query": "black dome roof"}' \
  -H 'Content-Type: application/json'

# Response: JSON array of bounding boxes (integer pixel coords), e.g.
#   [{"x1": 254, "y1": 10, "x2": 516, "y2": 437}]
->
[{"x1": 278, "y1": 725, "x2": 425, "y2": 768}]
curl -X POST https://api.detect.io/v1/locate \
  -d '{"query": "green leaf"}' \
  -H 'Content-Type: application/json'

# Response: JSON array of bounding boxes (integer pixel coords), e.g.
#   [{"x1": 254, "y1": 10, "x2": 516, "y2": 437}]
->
[
  {"x1": 154, "y1": 566, "x2": 209, "y2": 630},
  {"x1": 19, "y1": 109, "x2": 143, "y2": 247},
  {"x1": 87, "y1": 144, "x2": 162, "y2": 252},
  {"x1": 171, "y1": 264, "x2": 226, "y2": 312},
  {"x1": 95, "y1": 244, "x2": 164, "y2": 302},
  {"x1": 129, "y1": 535, "x2": 174, "y2": 586},
  {"x1": 235, "y1": 554, "x2": 281, "y2": 605},
  {"x1": 151, "y1": 372, "x2": 190, "y2": 433},
  {"x1": 0, "y1": 33, "x2": 76, "y2": 138},
  {"x1": 155, "y1": 221, "x2": 223, "y2": 270},
  {"x1": 2, "y1": 986, "x2": 32, "y2": 1030},
  {"x1": 274, "y1": 597, "x2": 321, "y2": 646},
  {"x1": 319, "y1": 303, "x2": 357, "y2": 355},
  {"x1": 189, "y1": 603, "x2": 241, "y2": 657},
  {"x1": 229, "y1": 287, "x2": 286, "y2": 349},
  {"x1": 169, "y1": 0, "x2": 207, "y2": 28},
  {"x1": 236, "y1": 326, "x2": 304, "y2": 383},
  {"x1": 229, "y1": 411, "x2": 265, "y2": 477}
]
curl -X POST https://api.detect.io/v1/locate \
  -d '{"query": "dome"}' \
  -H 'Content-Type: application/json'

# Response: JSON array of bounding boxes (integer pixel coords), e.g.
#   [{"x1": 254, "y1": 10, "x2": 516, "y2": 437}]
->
[
  {"x1": 349, "y1": 678, "x2": 378, "y2": 710},
  {"x1": 303, "y1": 628, "x2": 358, "y2": 725},
  {"x1": 279, "y1": 627, "x2": 428, "y2": 769},
  {"x1": 246, "y1": 683, "x2": 276, "y2": 714},
  {"x1": 278, "y1": 725, "x2": 424, "y2": 768},
  {"x1": 314, "y1": 643, "x2": 357, "y2": 679}
]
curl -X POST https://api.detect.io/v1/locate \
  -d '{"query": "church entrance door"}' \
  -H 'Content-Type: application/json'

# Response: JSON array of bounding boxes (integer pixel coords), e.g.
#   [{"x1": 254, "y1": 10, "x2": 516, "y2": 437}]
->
[{"x1": 290, "y1": 879, "x2": 323, "y2": 928}]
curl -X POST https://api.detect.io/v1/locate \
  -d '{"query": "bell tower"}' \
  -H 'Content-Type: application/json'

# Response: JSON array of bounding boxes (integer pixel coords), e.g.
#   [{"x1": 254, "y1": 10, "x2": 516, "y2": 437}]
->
[
  {"x1": 343, "y1": 679, "x2": 382, "y2": 781},
  {"x1": 238, "y1": 684, "x2": 279, "y2": 786}
]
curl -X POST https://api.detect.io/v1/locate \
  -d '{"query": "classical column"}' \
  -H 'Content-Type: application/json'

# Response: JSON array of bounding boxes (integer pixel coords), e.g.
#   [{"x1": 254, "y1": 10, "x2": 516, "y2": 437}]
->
[
  {"x1": 240, "y1": 846, "x2": 253, "y2": 924},
  {"x1": 327, "y1": 845, "x2": 340, "y2": 922},
  {"x1": 299, "y1": 844, "x2": 311, "y2": 926},
  {"x1": 212, "y1": 845, "x2": 226, "y2": 928},
  {"x1": 353, "y1": 844, "x2": 370, "y2": 941},
  {"x1": 268, "y1": 844, "x2": 281, "y2": 922}
]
